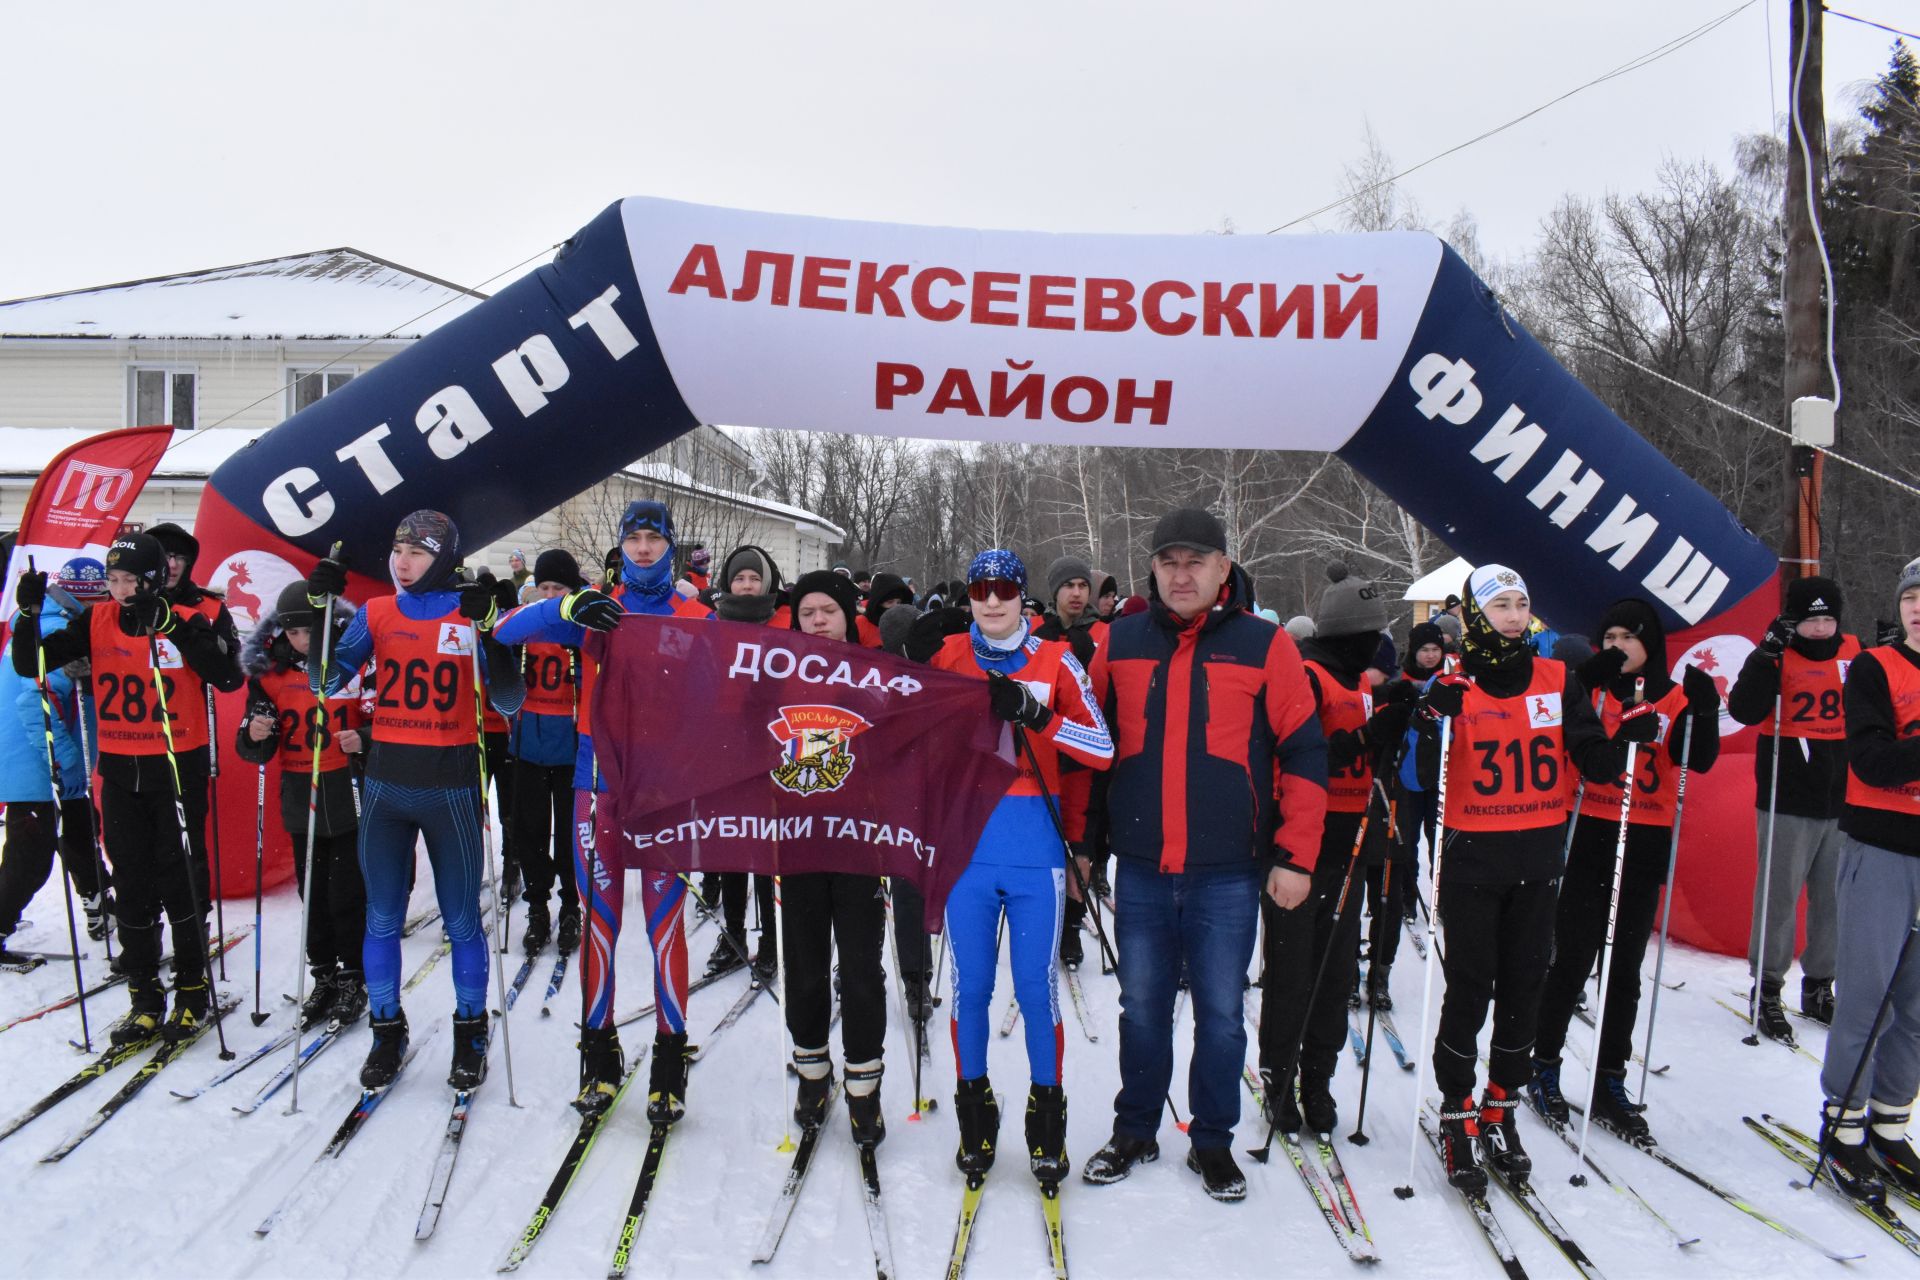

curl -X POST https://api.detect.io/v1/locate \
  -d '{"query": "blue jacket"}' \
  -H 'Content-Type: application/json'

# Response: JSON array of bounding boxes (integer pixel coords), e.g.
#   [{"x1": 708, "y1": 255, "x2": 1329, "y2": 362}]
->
[{"x1": 0, "y1": 611, "x2": 90, "y2": 802}]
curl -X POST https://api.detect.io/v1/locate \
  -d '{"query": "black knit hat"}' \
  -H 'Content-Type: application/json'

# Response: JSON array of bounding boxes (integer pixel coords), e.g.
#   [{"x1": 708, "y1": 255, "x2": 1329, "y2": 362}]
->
[
  {"x1": 532, "y1": 549, "x2": 584, "y2": 590},
  {"x1": 864, "y1": 573, "x2": 914, "y2": 623},
  {"x1": 1408, "y1": 621, "x2": 1444, "y2": 653},
  {"x1": 274, "y1": 580, "x2": 318, "y2": 630},
  {"x1": 146, "y1": 522, "x2": 200, "y2": 576},
  {"x1": 789, "y1": 570, "x2": 860, "y2": 641},
  {"x1": 105, "y1": 533, "x2": 166, "y2": 592},
  {"x1": 1599, "y1": 597, "x2": 1667, "y2": 678},
  {"x1": 1785, "y1": 575, "x2": 1842, "y2": 621}
]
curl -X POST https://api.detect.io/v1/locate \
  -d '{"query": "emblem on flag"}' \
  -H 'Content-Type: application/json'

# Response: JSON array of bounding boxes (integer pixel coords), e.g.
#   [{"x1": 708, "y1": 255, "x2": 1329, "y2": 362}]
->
[{"x1": 768, "y1": 704, "x2": 872, "y2": 795}]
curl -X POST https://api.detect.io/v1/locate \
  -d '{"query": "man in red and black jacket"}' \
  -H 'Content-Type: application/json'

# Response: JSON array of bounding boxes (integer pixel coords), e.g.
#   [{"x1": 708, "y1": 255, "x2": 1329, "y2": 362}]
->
[{"x1": 1078, "y1": 508, "x2": 1328, "y2": 1203}]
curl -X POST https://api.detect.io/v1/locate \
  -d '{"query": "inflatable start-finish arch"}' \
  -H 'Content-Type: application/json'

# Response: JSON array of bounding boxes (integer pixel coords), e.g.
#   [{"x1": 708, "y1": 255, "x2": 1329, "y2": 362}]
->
[{"x1": 189, "y1": 197, "x2": 1783, "y2": 956}]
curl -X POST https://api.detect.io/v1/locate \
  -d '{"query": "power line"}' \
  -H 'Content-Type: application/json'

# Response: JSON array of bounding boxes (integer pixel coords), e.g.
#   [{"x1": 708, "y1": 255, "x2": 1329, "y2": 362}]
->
[
  {"x1": 1824, "y1": 6, "x2": 1920, "y2": 42},
  {"x1": 1267, "y1": 1, "x2": 1760, "y2": 234}
]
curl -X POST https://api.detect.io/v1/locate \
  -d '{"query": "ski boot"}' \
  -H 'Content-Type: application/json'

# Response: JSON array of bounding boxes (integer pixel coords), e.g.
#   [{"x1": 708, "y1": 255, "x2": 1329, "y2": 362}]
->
[
  {"x1": 1438, "y1": 1095, "x2": 1487, "y2": 1195},
  {"x1": 361, "y1": 1011, "x2": 409, "y2": 1089},
  {"x1": 165, "y1": 978, "x2": 212, "y2": 1043},
  {"x1": 903, "y1": 975, "x2": 933, "y2": 1024},
  {"x1": 112, "y1": 977, "x2": 166, "y2": 1048},
  {"x1": 555, "y1": 903, "x2": 582, "y2": 955},
  {"x1": 647, "y1": 1032, "x2": 689, "y2": 1124},
  {"x1": 522, "y1": 899, "x2": 552, "y2": 956},
  {"x1": 1821, "y1": 1101, "x2": 1888, "y2": 1204},
  {"x1": 1026, "y1": 1083, "x2": 1069, "y2": 1186},
  {"x1": 705, "y1": 930, "x2": 747, "y2": 979},
  {"x1": 792, "y1": 1046, "x2": 834, "y2": 1130},
  {"x1": 1802, "y1": 977, "x2": 1836, "y2": 1026},
  {"x1": 1060, "y1": 898, "x2": 1085, "y2": 969},
  {"x1": 1082, "y1": 1133, "x2": 1158, "y2": 1185},
  {"x1": 1591, "y1": 1068, "x2": 1651, "y2": 1143},
  {"x1": 327, "y1": 971, "x2": 368, "y2": 1027},
  {"x1": 1870, "y1": 1105, "x2": 1920, "y2": 1199},
  {"x1": 1089, "y1": 861, "x2": 1112, "y2": 904},
  {"x1": 750, "y1": 945, "x2": 777, "y2": 987},
  {"x1": 1263, "y1": 1067, "x2": 1302, "y2": 1134},
  {"x1": 954, "y1": 1075, "x2": 1000, "y2": 1178},
  {"x1": 1299, "y1": 1072, "x2": 1338, "y2": 1135},
  {"x1": 1368, "y1": 963, "x2": 1393, "y2": 1012},
  {"x1": 83, "y1": 891, "x2": 114, "y2": 943},
  {"x1": 846, "y1": 1060, "x2": 885, "y2": 1149},
  {"x1": 574, "y1": 1025, "x2": 624, "y2": 1116},
  {"x1": 297, "y1": 968, "x2": 339, "y2": 1031},
  {"x1": 449, "y1": 1012, "x2": 489, "y2": 1090},
  {"x1": 1750, "y1": 982, "x2": 1795, "y2": 1044},
  {"x1": 1185, "y1": 1146, "x2": 1248, "y2": 1202},
  {"x1": 1527, "y1": 1057, "x2": 1569, "y2": 1125},
  {"x1": 1479, "y1": 1083, "x2": 1530, "y2": 1183},
  {"x1": 500, "y1": 857, "x2": 523, "y2": 905}
]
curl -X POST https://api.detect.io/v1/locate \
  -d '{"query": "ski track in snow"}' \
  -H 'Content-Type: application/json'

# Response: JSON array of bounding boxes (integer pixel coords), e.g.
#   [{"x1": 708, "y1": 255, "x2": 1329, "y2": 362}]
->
[{"x1": 0, "y1": 837, "x2": 1901, "y2": 1280}]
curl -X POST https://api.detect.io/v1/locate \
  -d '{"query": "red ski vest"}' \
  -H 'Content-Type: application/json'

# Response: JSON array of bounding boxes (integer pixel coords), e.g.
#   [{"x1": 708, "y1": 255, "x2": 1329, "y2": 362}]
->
[
  {"x1": 521, "y1": 640, "x2": 577, "y2": 719},
  {"x1": 363, "y1": 597, "x2": 480, "y2": 749},
  {"x1": 257, "y1": 665, "x2": 363, "y2": 774},
  {"x1": 1846, "y1": 647, "x2": 1920, "y2": 816},
  {"x1": 1764, "y1": 637, "x2": 1861, "y2": 742},
  {"x1": 1578, "y1": 682, "x2": 1689, "y2": 827},
  {"x1": 88, "y1": 601, "x2": 209, "y2": 756},
  {"x1": 1304, "y1": 659, "x2": 1373, "y2": 814},
  {"x1": 1443, "y1": 659, "x2": 1569, "y2": 833}
]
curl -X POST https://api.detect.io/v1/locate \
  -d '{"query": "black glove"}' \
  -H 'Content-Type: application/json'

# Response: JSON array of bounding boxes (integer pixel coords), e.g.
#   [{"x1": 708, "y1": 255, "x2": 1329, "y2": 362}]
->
[
  {"x1": 1379, "y1": 679, "x2": 1419, "y2": 708},
  {"x1": 493, "y1": 578, "x2": 520, "y2": 612},
  {"x1": 560, "y1": 588, "x2": 622, "y2": 633},
  {"x1": 15, "y1": 571, "x2": 46, "y2": 615},
  {"x1": 1757, "y1": 614, "x2": 1795, "y2": 659},
  {"x1": 1681, "y1": 664, "x2": 1721, "y2": 715},
  {"x1": 1576, "y1": 645, "x2": 1629, "y2": 691},
  {"x1": 1419, "y1": 672, "x2": 1469, "y2": 720},
  {"x1": 117, "y1": 591, "x2": 175, "y2": 637},
  {"x1": 1364, "y1": 699, "x2": 1413, "y2": 747},
  {"x1": 306, "y1": 557, "x2": 348, "y2": 603},
  {"x1": 905, "y1": 607, "x2": 972, "y2": 665},
  {"x1": 456, "y1": 582, "x2": 498, "y2": 627},
  {"x1": 987, "y1": 671, "x2": 1053, "y2": 732},
  {"x1": 1615, "y1": 699, "x2": 1660, "y2": 744},
  {"x1": 1327, "y1": 727, "x2": 1365, "y2": 772}
]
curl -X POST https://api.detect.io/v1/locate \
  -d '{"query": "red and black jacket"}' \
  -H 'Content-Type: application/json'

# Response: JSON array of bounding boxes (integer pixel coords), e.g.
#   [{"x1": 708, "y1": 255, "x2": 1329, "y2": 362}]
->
[{"x1": 1085, "y1": 570, "x2": 1328, "y2": 876}]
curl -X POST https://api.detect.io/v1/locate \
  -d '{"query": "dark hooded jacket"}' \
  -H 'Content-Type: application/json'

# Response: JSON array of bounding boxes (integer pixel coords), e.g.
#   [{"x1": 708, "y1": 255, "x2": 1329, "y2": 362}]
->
[
  {"x1": 1727, "y1": 626, "x2": 1859, "y2": 821},
  {"x1": 148, "y1": 522, "x2": 244, "y2": 692},
  {"x1": 713, "y1": 545, "x2": 785, "y2": 625}
]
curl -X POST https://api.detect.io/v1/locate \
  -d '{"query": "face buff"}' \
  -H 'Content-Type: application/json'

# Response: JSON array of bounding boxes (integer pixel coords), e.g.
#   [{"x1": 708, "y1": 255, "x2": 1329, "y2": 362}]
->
[{"x1": 1461, "y1": 563, "x2": 1533, "y2": 676}]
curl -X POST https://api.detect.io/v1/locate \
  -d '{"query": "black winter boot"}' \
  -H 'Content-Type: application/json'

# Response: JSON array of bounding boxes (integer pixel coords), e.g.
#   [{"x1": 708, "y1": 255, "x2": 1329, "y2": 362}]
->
[
  {"x1": 1026, "y1": 1084, "x2": 1069, "y2": 1186},
  {"x1": 574, "y1": 1025, "x2": 624, "y2": 1116},
  {"x1": 1590, "y1": 1069, "x2": 1651, "y2": 1143},
  {"x1": 846, "y1": 1060, "x2": 885, "y2": 1149},
  {"x1": 647, "y1": 1032, "x2": 689, "y2": 1124},
  {"x1": 954, "y1": 1075, "x2": 1000, "y2": 1178},
  {"x1": 360, "y1": 1011, "x2": 410, "y2": 1089},
  {"x1": 1082, "y1": 1133, "x2": 1159, "y2": 1185},
  {"x1": 449, "y1": 1012, "x2": 490, "y2": 1090},
  {"x1": 1802, "y1": 977, "x2": 1835, "y2": 1026},
  {"x1": 1185, "y1": 1146, "x2": 1248, "y2": 1202}
]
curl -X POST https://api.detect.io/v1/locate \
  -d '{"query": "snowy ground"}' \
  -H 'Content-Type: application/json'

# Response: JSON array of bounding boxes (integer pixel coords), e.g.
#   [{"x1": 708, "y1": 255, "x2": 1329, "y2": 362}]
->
[{"x1": 0, "y1": 848, "x2": 1900, "y2": 1280}]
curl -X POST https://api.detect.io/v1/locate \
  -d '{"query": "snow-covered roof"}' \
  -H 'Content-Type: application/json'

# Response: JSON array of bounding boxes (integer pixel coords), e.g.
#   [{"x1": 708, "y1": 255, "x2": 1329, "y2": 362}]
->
[
  {"x1": 623, "y1": 459, "x2": 845, "y2": 540},
  {"x1": 1403, "y1": 555, "x2": 1472, "y2": 603},
  {"x1": 0, "y1": 426, "x2": 265, "y2": 478},
  {"x1": 0, "y1": 249, "x2": 487, "y2": 341}
]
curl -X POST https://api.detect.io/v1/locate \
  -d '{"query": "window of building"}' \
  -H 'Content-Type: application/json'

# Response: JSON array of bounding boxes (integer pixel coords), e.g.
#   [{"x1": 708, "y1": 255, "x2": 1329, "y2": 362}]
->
[
  {"x1": 129, "y1": 366, "x2": 197, "y2": 430},
  {"x1": 286, "y1": 366, "x2": 356, "y2": 417}
]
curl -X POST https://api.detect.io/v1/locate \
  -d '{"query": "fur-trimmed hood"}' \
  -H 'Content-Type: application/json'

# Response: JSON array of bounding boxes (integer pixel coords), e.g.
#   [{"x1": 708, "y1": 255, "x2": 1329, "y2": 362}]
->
[{"x1": 242, "y1": 598, "x2": 357, "y2": 677}]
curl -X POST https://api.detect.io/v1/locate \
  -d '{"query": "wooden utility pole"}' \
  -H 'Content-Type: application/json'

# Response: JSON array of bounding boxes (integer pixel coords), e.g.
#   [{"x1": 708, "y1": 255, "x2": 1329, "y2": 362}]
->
[{"x1": 1781, "y1": 0, "x2": 1829, "y2": 580}]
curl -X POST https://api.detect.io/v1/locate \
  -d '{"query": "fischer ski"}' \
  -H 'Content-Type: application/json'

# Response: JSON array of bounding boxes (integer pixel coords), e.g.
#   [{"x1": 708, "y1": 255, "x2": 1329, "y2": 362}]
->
[
  {"x1": 41, "y1": 994, "x2": 241, "y2": 1161},
  {"x1": 606, "y1": 1122, "x2": 673, "y2": 1279},
  {"x1": 943, "y1": 1176, "x2": 987, "y2": 1280},
  {"x1": 1040, "y1": 1184, "x2": 1067, "y2": 1279},
  {"x1": 0, "y1": 1025, "x2": 162, "y2": 1144},
  {"x1": 1747, "y1": 1113, "x2": 1920, "y2": 1257},
  {"x1": 753, "y1": 1084, "x2": 840, "y2": 1263},
  {"x1": 0, "y1": 928, "x2": 248, "y2": 1036}
]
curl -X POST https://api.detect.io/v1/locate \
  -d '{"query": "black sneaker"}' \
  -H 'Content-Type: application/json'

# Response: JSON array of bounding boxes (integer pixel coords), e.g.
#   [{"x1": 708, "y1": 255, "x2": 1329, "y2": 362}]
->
[
  {"x1": 1299, "y1": 1073, "x2": 1338, "y2": 1135},
  {"x1": 1591, "y1": 1069, "x2": 1651, "y2": 1142},
  {"x1": 361, "y1": 1011, "x2": 410, "y2": 1089},
  {"x1": 1185, "y1": 1146, "x2": 1248, "y2": 1202},
  {"x1": 1822, "y1": 1103, "x2": 1888, "y2": 1204},
  {"x1": 705, "y1": 931, "x2": 747, "y2": 979},
  {"x1": 298, "y1": 969, "x2": 340, "y2": 1031},
  {"x1": 1480, "y1": 1084, "x2": 1530, "y2": 1182},
  {"x1": 574, "y1": 1025, "x2": 624, "y2": 1116},
  {"x1": 1802, "y1": 978, "x2": 1835, "y2": 1026},
  {"x1": 647, "y1": 1032, "x2": 689, "y2": 1124},
  {"x1": 792, "y1": 1047, "x2": 834, "y2": 1130},
  {"x1": 1527, "y1": 1058, "x2": 1569, "y2": 1125},
  {"x1": 327, "y1": 971, "x2": 368, "y2": 1027},
  {"x1": 1026, "y1": 1084, "x2": 1069, "y2": 1186},
  {"x1": 555, "y1": 904, "x2": 582, "y2": 955},
  {"x1": 846, "y1": 1062, "x2": 885, "y2": 1149},
  {"x1": 1082, "y1": 1133, "x2": 1159, "y2": 1185},
  {"x1": 522, "y1": 900, "x2": 552, "y2": 956},
  {"x1": 955, "y1": 1076, "x2": 1001, "y2": 1178},
  {"x1": 449, "y1": 1012, "x2": 490, "y2": 1090},
  {"x1": 165, "y1": 979, "x2": 212, "y2": 1042},
  {"x1": 1869, "y1": 1109, "x2": 1920, "y2": 1199},
  {"x1": 1438, "y1": 1096, "x2": 1487, "y2": 1195}
]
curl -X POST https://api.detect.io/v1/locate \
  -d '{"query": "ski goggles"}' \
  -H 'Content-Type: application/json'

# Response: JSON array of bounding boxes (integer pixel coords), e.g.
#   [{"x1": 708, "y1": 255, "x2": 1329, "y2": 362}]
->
[{"x1": 967, "y1": 579, "x2": 1022, "y2": 603}]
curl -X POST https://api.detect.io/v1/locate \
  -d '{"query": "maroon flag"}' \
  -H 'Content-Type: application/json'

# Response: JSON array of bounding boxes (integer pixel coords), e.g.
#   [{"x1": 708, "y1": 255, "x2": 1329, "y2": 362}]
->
[{"x1": 591, "y1": 616, "x2": 1019, "y2": 929}]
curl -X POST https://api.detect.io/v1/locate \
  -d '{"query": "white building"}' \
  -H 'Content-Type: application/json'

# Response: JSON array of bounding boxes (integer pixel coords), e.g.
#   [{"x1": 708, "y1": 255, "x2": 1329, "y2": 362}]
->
[{"x1": 0, "y1": 248, "x2": 841, "y2": 586}]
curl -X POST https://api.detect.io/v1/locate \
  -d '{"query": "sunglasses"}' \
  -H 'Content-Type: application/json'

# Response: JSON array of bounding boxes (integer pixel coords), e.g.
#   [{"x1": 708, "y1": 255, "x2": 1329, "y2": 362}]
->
[{"x1": 967, "y1": 579, "x2": 1022, "y2": 603}]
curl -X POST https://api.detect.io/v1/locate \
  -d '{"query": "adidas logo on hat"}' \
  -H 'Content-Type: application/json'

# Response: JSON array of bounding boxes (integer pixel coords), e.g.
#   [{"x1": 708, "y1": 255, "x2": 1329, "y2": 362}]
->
[{"x1": 1809, "y1": 597, "x2": 1827, "y2": 610}]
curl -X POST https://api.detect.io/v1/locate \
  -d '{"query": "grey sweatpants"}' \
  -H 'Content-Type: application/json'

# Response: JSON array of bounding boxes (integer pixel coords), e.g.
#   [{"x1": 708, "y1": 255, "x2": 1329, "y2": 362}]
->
[
  {"x1": 1748, "y1": 810, "x2": 1842, "y2": 989},
  {"x1": 1821, "y1": 837, "x2": 1920, "y2": 1108}
]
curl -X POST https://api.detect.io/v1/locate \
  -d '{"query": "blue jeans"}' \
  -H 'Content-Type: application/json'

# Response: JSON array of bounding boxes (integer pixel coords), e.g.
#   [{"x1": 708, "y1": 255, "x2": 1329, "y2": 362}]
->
[{"x1": 1112, "y1": 859, "x2": 1262, "y2": 1150}]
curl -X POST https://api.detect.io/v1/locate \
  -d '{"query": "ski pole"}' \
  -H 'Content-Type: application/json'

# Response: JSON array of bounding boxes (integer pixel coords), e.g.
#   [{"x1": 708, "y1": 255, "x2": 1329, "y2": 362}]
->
[
  {"x1": 146, "y1": 623, "x2": 233, "y2": 1061},
  {"x1": 1639, "y1": 714, "x2": 1694, "y2": 1104},
  {"x1": 206, "y1": 683, "x2": 227, "y2": 978},
  {"x1": 250, "y1": 758, "x2": 268, "y2": 1026},
  {"x1": 71, "y1": 682, "x2": 113, "y2": 967},
  {"x1": 1748, "y1": 691, "x2": 1785, "y2": 1044},
  {"x1": 470, "y1": 620, "x2": 520, "y2": 1107},
  {"x1": 881, "y1": 880, "x2": 931, "y2": 1120},
  {"x1": 1396, "y1": 659, "x2": 1456, "y2": 1200},
  {"x1": 773, "y1": 866, "x2": 793, "y2": 1152},
  {"x1": 24, "y1": 562, "x2": 92, "y2": 1053},
  {"x1": 1013, "y1": 723, "x2": 1187, "y2": 1132},
  {"x1": 1805, "y1": 903, "x2": 1920, "y2": 1191},
  {"x1": 1349, "y1": 857, "x2": 1390, "y2": 1146},
  {"x1": 1573, "y1": 676, "x2": 1644, "y2": 1185},
  {"x1": 286, "y1": 585, "x2": 333, "y2": 1114}
]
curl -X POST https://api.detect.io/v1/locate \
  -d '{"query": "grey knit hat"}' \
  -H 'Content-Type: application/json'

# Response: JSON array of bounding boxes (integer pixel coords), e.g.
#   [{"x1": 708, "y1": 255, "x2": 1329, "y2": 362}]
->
[
  {"x1": 1898, "y1": 556, "x2": 1920, "y2": 603},
  {"x1": 1046, "y1": 555, "x2": 1094, "y2": 602},
  {"x1": 1433, "y1": 612, "x2": 1464, "y2": 646},
  {"x1": 877, "y1": 603, "x2": 920, "y2": 656},
  {"x1": 1284, "y1": 615, "x2": 1316, "y2": 641},
  {"x1": 1312, "y1": 564, "x2": 1389, "y2": 637}
]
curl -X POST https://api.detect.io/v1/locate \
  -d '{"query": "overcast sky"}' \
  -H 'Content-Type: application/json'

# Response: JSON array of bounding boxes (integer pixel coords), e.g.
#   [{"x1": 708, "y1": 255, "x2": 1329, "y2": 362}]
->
[{"x1": 1, "y1": 1, "x2": 1910, "y2": 302}]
